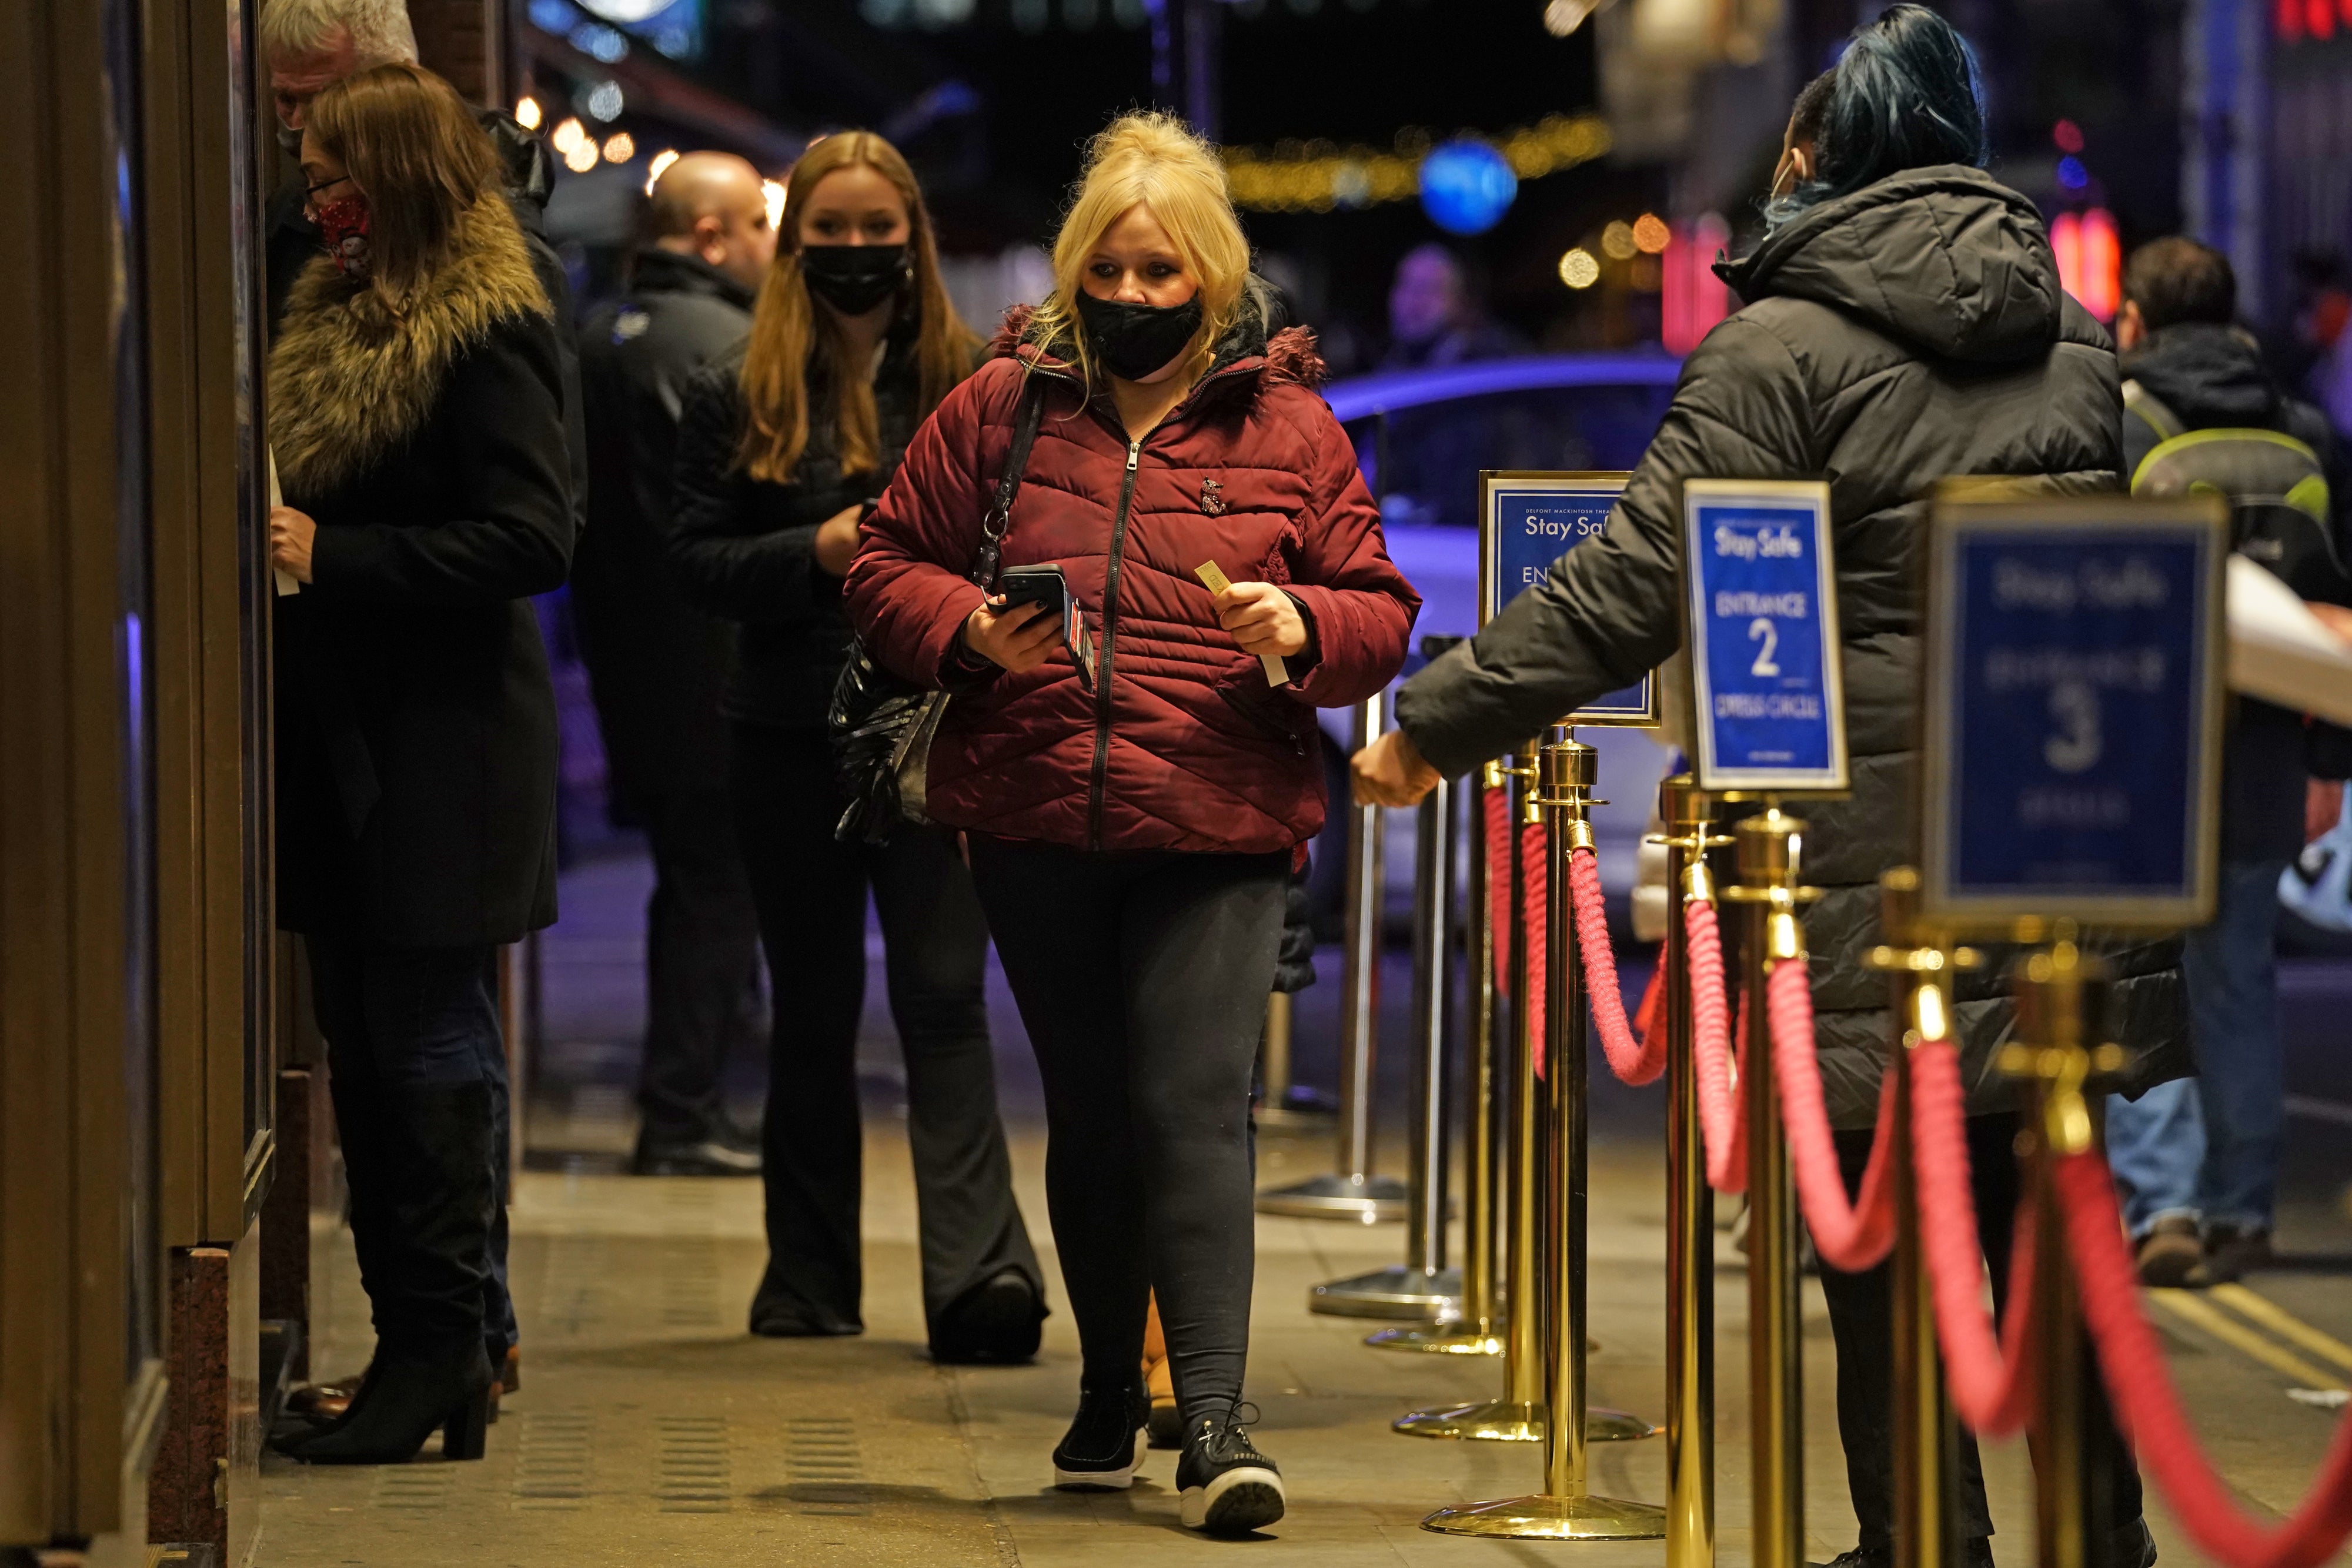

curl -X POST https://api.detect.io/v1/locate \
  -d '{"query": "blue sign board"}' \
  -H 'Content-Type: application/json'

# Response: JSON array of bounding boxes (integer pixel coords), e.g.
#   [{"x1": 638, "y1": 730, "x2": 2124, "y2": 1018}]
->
[
  {"x1": 1681, "y1": 480, "x2": 1846, "y2": 791},
  {"x1": 1920, "y1": 499, "x2": 2227, "y2": 930},
  {"x1": 1479, "y1": 472, "x2": 1656, "y2": 726}
]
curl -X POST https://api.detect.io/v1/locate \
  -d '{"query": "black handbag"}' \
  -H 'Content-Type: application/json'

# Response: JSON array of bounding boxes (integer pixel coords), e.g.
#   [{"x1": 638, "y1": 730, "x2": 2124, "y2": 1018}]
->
[{"x1": 829, "y1": 379, "x2": 1047, "y2": 843}]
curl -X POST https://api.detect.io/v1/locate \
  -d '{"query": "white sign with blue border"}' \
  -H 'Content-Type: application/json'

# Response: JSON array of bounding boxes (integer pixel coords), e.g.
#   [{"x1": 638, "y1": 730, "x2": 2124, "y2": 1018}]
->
[
  {"x1": 1681, "y1": 479, "x2": 1847, "y2": 793},
  {"x1": 1478, "y1": 471, "x2": 1658, "y2": 727},
  {"x1": 1919, "y1": 496, "x2": 2227, "y2": 932}
]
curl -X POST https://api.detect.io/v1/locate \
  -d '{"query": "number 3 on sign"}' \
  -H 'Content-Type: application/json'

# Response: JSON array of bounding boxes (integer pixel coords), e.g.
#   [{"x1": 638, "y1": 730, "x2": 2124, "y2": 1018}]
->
[
  {"x1": 1748, "y1": 617, "x2": 1780, "y2": 677},
  {"x1": 2044, "y1": 679, "x2": 2102, "y2": 774}
]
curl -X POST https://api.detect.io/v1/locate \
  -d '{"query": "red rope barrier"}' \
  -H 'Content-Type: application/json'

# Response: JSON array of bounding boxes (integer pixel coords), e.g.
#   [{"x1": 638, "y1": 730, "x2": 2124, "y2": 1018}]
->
[
  {"x1": 2058, "y1": 1152, "x2": 2352, "y2": 1568},
  {"x1": 1524, "y1": 823, "x2": 1548, "y2": 1076},
  {"x1": 1910, "y1": 1038, "x2": 2040, "y2": 1436},
  {"x1": 1486, "y1": 783, "x2": 1514, "y2": 998},
  {"x1": 1766, "y1": 957, "x2": 1897, "y2": 1271},
  {"x1": 1571, "y1": 848, "x2": 1669, "y2": 1085},
  {"x1": 1633, "y1": 965, "x2": 1662, "y2": 1051},
  {"x1": 1687, "y1": 900, "x2": 1745, "y2": 1192}
]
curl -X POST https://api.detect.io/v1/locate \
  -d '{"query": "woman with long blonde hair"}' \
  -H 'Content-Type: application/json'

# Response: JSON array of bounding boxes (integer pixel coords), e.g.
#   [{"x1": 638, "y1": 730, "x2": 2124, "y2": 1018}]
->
[
  {"x1": 669, "y1": 131, "x2": 1045, "y2": 1362},
  {"x1": 849, "y1": 112, "x2": 1418, "y2": 1534}
]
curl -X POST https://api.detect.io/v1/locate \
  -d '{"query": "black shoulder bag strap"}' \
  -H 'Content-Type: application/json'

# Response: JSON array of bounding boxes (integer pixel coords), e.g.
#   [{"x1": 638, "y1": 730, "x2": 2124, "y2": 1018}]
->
[{"x1": 969, "y1": 376, "x2": 1048, "y2": 591}]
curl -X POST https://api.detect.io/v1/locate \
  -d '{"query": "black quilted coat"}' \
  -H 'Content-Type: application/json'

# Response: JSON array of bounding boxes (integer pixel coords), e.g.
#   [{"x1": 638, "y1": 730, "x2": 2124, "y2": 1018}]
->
[{"x1": 1396, "y1": 166, "x2": 2189, "y2": 1128}]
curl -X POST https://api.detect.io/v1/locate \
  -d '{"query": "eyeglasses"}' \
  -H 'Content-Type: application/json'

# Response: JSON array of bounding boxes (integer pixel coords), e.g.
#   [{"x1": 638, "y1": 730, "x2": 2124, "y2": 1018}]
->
[{"x1": 305, "y1": 173, "x2": 353, "y2": 200}]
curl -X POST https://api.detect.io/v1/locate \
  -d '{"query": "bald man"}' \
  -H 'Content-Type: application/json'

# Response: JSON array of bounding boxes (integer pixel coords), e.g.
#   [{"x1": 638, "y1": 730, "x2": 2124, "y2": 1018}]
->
[{"x1": 574, "y1": 152, "x2": 777, "y2": 1176}]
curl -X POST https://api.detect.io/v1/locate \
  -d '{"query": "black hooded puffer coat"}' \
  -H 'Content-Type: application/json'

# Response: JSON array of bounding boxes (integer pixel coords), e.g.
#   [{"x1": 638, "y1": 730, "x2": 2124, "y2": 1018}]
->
[{"x1": 1396, "y1": 166, "x2": 2189, "y2": 1128}]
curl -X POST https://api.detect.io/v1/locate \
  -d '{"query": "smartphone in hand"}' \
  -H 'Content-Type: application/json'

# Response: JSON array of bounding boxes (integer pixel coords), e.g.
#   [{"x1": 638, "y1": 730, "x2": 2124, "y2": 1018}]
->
[{"x1": 998, "y1": 564, "x2": 1097, "y2": 690}]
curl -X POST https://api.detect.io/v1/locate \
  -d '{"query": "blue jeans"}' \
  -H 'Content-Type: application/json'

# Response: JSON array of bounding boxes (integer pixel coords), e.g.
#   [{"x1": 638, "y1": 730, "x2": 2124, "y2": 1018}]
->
[
  {"x1": 2106, "y1": 858, "x2": 2288, "y2": 1236},
  {"x1": 308, "y1": 937, "x2": 517, "y2": 1356}
]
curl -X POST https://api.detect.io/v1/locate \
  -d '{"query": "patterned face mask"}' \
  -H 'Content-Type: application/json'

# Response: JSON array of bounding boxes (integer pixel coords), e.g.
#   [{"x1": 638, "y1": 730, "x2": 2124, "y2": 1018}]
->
[{"x1": 315, "y1": 194, "x2": 372, "y2": 279}]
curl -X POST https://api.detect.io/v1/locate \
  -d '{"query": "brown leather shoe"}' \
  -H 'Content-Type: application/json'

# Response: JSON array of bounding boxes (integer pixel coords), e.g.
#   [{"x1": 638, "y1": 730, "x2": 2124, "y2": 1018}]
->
[
  {"x1": 500, "y1": 1344, "x2": 520, "y2": 1397},
  {"x1": 2196, "y1": 1225, "x2": 2274, "y2": 1286},
  {"x1": 2133, "y1": 1216, "x2": 2204, "y2": 1288}
]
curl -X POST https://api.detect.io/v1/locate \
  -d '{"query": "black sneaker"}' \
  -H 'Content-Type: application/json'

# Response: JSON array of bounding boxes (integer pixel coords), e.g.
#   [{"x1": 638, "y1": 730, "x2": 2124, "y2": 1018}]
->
[
  {"x1": 632, "y1": 1138, "x2": 761, "y2": 1176},
  {"x1": 1815, "y1": 1548, "x2": 1888, "y2": 1568},
  {"x1": 2114, "y1": 1517, "x2": 2159, "y2": 1568},
  {"x1": 1051, "y1": 1383, "x2": 1148, "y2": 1490},
  {"x1": 1176, "y1": 1403, "x2": 1284, "y2": 1535}
]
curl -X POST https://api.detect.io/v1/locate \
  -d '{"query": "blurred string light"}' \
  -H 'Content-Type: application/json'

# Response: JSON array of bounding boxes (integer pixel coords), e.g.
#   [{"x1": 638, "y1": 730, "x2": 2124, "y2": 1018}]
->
[
  {"x1": 1221, "y1": 114, "x2": 1609, "y2": 213},
  {"x1": 514, "y1": 95, "x2": 543, "y2": 131},
  {"x1": 586, "y1": 80, "x2": 626, "y2": 121},
  {"x1": 2051, "y1": 209, "x2": 2120, "y2": 321},
  {"x1": 763, "y1": 178, "x2": 787, "y2": 232},
  {"x1": 603, "y1": 132, "x2": 636, "y2": 163},
  {"x1": 563, "y1": 137, "x2": 600, "y2": 173},
  {"x1": 550, "y1": 116, "x2": 588, "y2": 155},
  {"x1": 2052, "y1": 118, "x2": 2084, "y2": 153},
  {"x1": 644, "y1": 146, "x2": 679, "y2": 195},
  {"x1": 1632, "y1": 212, "x2": 1671, "y2": 252},
  {"x1": 2056, "y1": 155, "x2": 2089, "y2": 192},
  {"x1": 1601, "y1": 219, "x2": 1638, "y2": 260},
  {"x1": 1559, "y1": 248, "x2": 1601, "y2": 289},
  {"x1": 1419, "y1": 139, "x2": 1518, "y2": 234},
  {"x1": 570, "y1": 18, "x2": 630, "y2": 60},
  {"x1": 1544, "y1": 0, "x2": 1606, "y2": 34}
]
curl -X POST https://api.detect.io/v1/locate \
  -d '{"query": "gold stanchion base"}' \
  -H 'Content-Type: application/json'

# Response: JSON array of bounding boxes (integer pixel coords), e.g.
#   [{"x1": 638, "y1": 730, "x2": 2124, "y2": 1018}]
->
[
  {"x1": 1423, "y1": 1491, "x2": 1668, "y2": 1540},
  {"x1": 1364, "y1": 1323, "x2": 1505, "y2": 1355},
  {"x1": 1391, "y1": 1400, "x2": 1659, "y2": 1442}
]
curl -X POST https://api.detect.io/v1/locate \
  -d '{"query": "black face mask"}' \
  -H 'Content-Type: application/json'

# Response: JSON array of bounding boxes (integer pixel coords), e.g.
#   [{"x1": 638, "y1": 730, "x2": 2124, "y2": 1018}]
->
[
  {"x1": 799, "y1": 243, "x2": 910, "y2": 315},
  {"x1": 1075, "y1": 292, "x2": 1205, "y2": 382}
]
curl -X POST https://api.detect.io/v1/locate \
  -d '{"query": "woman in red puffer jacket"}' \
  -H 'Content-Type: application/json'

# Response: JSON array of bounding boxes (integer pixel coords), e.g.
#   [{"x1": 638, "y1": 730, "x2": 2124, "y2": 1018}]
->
[{"x1": 848, "y1": 111, "x2": 1416, "y2": 1537}]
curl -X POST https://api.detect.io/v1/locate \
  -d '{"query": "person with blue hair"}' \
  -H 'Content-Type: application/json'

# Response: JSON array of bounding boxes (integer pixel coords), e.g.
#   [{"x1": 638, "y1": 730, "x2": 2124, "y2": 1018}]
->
[{"x1": 1357, "y1": 7, "x2": 2174, "y2": 1566}]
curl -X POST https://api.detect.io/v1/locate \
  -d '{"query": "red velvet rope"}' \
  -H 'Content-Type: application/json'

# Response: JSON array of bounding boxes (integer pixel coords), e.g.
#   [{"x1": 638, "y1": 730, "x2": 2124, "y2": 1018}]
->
[
  {"x1": 1571, "y1": 848, "x2": 1669, "y2": 1085},
  {"x1": 1687, "y1": 899, "x2": 1746, "y2": 1192},
  {"x1": 1766, "y1": 957, "x2": 1899, "y2": 1271},
  {"x1": 1523, "y1": 822, "x2": 1548, "y2": 1076},
  {"x1": 1486, "y1": 783, "x2": 1514, "y2": 999},
  {"x1": 2058, "y1": 1152, "x2": 2352, "y2": 1568},
  {"x1": 1910, "y1": 1037, "x2": 2040, "y2": 1436}
]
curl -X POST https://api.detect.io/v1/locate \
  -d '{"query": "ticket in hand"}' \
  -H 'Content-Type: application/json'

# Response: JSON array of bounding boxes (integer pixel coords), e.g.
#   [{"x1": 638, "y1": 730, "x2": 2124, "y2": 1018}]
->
[{"x1": 1193, "y1": 560, "x2": 1288, "y2": 687}]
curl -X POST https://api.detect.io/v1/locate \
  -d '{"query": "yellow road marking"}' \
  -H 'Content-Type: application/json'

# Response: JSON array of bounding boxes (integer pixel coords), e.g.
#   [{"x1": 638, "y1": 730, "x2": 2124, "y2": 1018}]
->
[
  {"x1": 2209, "y1": 1283, "x2": 2352, "y2": 1378},
  {"x1": 2149, "y1": 1289, "x2": 2347, "y2": 1391}
]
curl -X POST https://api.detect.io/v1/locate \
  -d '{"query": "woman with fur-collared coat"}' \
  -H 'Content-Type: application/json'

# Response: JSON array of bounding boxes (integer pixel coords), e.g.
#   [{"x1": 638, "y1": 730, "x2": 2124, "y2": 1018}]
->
[{"x1": 265, "y1": 61, "x2": 571, "y2": 1467}]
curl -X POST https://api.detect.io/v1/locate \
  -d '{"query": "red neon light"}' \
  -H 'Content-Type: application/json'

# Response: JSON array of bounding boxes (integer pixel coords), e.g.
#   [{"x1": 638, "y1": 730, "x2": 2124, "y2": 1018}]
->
[
  {"x1": 1662, "y1": 212, "x2": 1731, "y2": 354},
  {"x1": 2051, "y1": 209, "x2": 2120, "y2": 323}
]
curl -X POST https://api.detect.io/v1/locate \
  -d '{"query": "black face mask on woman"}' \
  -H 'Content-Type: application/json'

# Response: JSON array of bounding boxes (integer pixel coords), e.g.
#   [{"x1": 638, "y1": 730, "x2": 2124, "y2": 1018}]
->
[
  {"x1": 799, "y1": 243, "x2": 910, "y2": 315},
  {"x1": 1075, "y1": 292, "x2": 1205, "y2": 382}
]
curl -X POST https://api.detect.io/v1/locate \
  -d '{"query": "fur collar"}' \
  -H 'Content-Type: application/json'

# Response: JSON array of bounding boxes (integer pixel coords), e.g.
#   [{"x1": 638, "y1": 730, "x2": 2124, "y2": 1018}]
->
[{"x1": 268, "y1": 192, "x2": 549, "y2": 499}]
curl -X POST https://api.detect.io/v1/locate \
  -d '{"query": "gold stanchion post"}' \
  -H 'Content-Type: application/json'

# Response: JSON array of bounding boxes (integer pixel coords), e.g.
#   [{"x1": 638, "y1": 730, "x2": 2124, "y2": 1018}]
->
[
  {"x1": 1722, "y1": 804, "x2": 1818, "y2": 1568},
  {"x1": 2000, "y1": 936, "x2": 2125, "y2": 1568},
  {"x1": 1658, "y1": 775, "x2": 1725, "y2": 1568},
  {"x1": 1866, "y1": 870, "x2": 1973, "y2": 1568},
  {"x1": 1424, "y1": 730, "x2": 1665, "y2": 1539},
  {"x1": 1370, "y1": 760, "x2": 1506, "y2": 1355}
]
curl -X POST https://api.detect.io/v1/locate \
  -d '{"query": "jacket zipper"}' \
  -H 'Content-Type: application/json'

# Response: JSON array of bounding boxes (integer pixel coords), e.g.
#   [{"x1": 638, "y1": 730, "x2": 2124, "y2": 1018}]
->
[{"x1": 1087, "y1": 434, "x2": 1144, "y2": 851}]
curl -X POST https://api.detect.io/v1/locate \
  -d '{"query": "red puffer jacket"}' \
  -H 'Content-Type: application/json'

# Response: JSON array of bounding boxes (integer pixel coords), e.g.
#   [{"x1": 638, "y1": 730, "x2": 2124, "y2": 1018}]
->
[{"x1": 847, "y1": 293, "x2": 1419, "y2": 855}]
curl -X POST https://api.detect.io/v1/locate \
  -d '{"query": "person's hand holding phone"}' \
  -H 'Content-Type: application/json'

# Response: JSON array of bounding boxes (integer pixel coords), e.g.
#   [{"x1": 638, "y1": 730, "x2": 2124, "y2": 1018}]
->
[{"x1": 962, "y1": 596, "x2": 1063, "y2": 673}]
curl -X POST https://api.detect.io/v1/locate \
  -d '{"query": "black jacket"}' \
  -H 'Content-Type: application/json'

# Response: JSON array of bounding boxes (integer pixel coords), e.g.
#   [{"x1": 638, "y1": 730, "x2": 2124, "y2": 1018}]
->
[
  {"x1": 268, "y1": 193, "x2": 573, "y2": 947},
  {"x1": 669, "y1": 322, "x2": 946, "y2": 728},
  {"x1": 573, "y1": 249, "x2": 754, "y2": 802},
  {"x1": 2123, "y1": 323, "x2": 2351, "y2": 864},
  {"x1": 1396, "y1": 166, "x2": 2187, "y2": 1127},
  {"x1": 266, "y1": 109, "x2": 589, "y2": 537}
]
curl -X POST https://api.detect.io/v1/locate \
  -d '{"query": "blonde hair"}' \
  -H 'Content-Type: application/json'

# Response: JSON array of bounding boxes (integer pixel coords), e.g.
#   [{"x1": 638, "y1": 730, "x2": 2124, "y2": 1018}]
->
[
  {"x1": 737, "y1": 131, "x2": 977, "y2": 484},
  {"x1": 1030, "y1": 111, "x2": 1251, "y2": 387}
]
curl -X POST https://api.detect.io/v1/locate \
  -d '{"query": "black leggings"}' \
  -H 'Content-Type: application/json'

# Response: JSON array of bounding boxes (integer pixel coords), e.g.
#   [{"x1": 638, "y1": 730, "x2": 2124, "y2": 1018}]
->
[
  {"x1": 1818, "y1": 1110, "x2": 2144, "y2": 1553},
  {"x1": 968, "y1": 837, "x2": 1288, "y2": 1427}
]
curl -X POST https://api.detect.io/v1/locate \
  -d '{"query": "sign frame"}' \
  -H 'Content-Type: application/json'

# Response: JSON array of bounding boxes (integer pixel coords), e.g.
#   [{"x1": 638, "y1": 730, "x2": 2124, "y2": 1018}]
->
[
  {"x1": 1916, "y1": 494, "x2": 2230, "y2": 936},
  {"x1": 1477, "y1": 469, "x2": 1659, "y2": 727},
  {"x1": 1679, "y1": 477, "x2": 1848, "y2": 794}
]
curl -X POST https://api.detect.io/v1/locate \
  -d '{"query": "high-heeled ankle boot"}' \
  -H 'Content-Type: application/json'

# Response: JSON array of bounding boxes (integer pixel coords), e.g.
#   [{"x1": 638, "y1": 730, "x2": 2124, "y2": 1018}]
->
[{"x1": 276, "y1": 1079, "x2": 499, "y2": 1465}]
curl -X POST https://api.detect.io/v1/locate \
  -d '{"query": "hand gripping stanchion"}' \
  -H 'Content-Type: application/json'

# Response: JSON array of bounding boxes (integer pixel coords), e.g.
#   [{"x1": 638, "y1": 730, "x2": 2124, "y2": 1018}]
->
[
  {"x1": 1720, "y1": 804, "x2": 1820, "y2": 1568},
  {"x1": 1313, "y1": 773, "x2": 1463, "y2": 1317},
  {"x1": 1258, "y1": 688, "x2": 1408, "y2": 1222},
  {"x1": 1369, "y1": 761, "x2": 1507, "y2": 1355},
  {"x1": 1657, "y1": 775, "x2": 1729, "y2": 1568},
  {"x1": 1423, "y1": 729, "x2": 1666, "y2": 1539},
  {"x1": 1999, "y1": 937, "x2": 2128, "y2": 1568},
  {"x1": 1865, "y1": 869, "x2": 1976, "y2": 1568}
]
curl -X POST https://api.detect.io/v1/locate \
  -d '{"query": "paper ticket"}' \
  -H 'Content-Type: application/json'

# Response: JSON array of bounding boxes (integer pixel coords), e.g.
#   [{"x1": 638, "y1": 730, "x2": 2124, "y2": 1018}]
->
[
  {"x1": 1193, "y1": 560, "x2": 1287, "y2": 687},
  {"x1": 268, "y1": 447, "x2": 299, "y2": 596}
]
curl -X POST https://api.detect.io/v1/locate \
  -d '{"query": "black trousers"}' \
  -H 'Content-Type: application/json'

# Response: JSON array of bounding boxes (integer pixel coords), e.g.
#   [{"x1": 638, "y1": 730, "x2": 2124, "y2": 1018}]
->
[
  {"x1": 730, "y1": 724, "x2": 1038, "y2": 1336},
  {"x1": 632, "y1": 787, "x2": 764, "y2": 1148},
  {"x1": 306, "y1": 935, "x2": 508, "y2": 1356},
  {"x1": 968, "y1": 837, "x2": 1288, "y2": 1426},
  {"x1": 1819, "y1": 1111, "x2": 2145, "y2": 1553}
]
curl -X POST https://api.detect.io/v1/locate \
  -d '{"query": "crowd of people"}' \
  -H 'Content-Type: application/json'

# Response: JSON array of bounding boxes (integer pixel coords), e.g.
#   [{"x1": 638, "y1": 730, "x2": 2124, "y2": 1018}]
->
[{"x1": 255, "y1": 0, "x2": 2347, "y2": 1550}]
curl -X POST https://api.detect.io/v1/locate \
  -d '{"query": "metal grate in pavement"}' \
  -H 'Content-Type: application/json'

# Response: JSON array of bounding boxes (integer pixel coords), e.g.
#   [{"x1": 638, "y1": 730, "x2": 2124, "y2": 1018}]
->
[
  {"x1": 784, "y1": 1416, "x2": 867, "y2": 1517},
  {"x1": 511, "y1": 1409, "x2": 594, "y2": 1510},
  {"x1": 653, "y1": 1415, "x2": 733, "y2": 1513}
]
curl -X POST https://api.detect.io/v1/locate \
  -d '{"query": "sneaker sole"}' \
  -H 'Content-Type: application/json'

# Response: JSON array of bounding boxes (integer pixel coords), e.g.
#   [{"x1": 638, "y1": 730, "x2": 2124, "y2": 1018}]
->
[
  {"x1": 1053, "y1": 1427, "x2": 1146, "y2": 1491},
  {"x1": 1181, "y1": 1466, "x2": 1285, "y2": 1534}
]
